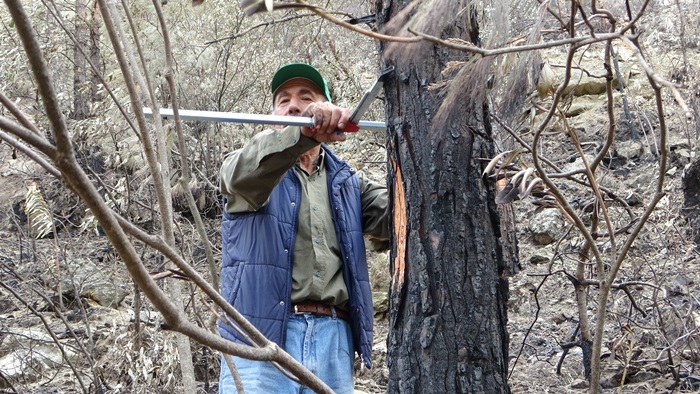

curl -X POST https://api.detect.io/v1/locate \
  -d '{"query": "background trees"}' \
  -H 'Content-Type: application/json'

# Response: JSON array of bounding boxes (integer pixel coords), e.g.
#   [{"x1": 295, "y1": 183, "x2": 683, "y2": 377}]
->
[{"x1": 1, "y1": 0, "x2": 699, "y2": 393}]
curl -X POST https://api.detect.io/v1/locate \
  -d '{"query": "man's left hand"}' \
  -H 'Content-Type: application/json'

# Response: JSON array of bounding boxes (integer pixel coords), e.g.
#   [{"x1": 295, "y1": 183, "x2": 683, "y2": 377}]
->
[{"x1": 301, "y1": 102, "x2": 351, "y2": 143}]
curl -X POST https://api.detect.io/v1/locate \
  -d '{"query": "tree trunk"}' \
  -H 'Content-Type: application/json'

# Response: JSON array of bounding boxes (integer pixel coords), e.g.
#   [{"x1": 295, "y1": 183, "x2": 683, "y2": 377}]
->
[
  {"x1": 378, "y1": 2, "x2": 511, "y2": 393},
  {"x1": 71, "y1": 0, "x2": 102, "y2": 120},
  {"x1": 89, "y1": 0, "x2": 104, "y2": 103},
  {"x1": 71, "y1": 0, "x2": 90, "y2": 120}
]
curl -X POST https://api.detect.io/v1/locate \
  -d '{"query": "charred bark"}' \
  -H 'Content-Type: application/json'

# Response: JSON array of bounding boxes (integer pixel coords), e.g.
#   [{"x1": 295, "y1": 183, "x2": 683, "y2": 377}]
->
[{"x1": 379, "y1": 2, "x2": 511, "y2": 393}]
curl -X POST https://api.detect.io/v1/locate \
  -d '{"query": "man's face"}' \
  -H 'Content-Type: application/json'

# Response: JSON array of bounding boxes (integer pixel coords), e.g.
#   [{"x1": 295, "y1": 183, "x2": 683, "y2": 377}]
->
[{"x1": 273, "y1": 78, "x2": 326, "y2": 116}]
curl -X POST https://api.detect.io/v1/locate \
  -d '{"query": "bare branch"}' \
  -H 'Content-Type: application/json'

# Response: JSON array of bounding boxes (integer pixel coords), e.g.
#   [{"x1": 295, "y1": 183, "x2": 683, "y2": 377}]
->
[
  {"x1": 620, "y1": 36, "x2": 692, "y2": 119},
  {"x1": 0, "y1": 116, "x2": 57, "y2": 159},
  {"x1": 302, "y1": 0, "x2": 421, "y2": 43},
  {"x1": 0, "y1": 91, "x2": 42, "y2": 135},
  {"x1": 408, "y1": 28, "x2": 622, "y2": 57},
  {"x1": 0, "y1": 129, "x2": 59, "y2": 178},
  {"x1": 205, "y1": 13, "x2": 318, "y2": 45},
  {"x1": 3, "y1": 0, "x2": 72, "y2": 155}
]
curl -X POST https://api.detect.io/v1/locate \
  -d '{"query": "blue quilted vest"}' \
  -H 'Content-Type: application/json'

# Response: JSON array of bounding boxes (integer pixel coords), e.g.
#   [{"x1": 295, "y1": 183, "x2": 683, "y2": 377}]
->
[{"x1": 219, "y1": 145, "x2": 374, "y2": 368}]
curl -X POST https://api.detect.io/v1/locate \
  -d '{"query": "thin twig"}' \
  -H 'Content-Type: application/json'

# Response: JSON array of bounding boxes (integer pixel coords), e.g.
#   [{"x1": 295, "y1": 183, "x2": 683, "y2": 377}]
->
[
  {"x1": 205, "y1": 13, "x2": 316, "y2": 45},
  {"x1": 0, "y1": 116, "x2": 57, "y2": 160},
  {"x1": 409, "y1": 28, "x2": 622, "y2": 57},
  {"x1": 0, "y1": 129, "x2": 60, "y2": 177},
  {"x1": 0, "y1": 91, "x2": 42, "y2": 135}
]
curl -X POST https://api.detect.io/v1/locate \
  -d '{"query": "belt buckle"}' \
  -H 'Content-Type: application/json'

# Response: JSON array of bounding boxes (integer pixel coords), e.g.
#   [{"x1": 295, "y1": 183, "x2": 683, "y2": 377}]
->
[{"x1": 293, "y1": 304, "x2": 307, "y2": 315}]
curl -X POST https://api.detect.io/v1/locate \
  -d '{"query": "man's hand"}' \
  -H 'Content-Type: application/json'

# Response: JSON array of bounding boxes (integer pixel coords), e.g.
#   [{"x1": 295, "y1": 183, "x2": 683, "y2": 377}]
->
[{"x1": 301, "y1": 102, "x2": 350, "y2": 143}]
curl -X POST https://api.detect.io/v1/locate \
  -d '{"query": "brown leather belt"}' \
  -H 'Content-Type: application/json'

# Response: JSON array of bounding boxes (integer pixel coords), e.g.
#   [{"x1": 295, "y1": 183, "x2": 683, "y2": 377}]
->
[{"x1": 292, "y1": 302, "x2": 349, "y2": 321}]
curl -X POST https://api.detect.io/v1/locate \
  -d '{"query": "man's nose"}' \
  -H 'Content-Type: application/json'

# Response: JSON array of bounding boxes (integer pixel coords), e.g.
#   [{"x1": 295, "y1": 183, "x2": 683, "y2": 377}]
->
[{"x1": 285, "y1": 97, "x2": 303, "y2": 116}]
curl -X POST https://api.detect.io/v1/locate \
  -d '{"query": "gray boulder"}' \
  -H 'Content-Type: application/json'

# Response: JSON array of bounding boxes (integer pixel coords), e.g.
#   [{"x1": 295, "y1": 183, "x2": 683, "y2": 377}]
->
[
  {"x1": 60, "y1": 259, "x2": 127, "y2": 308},
  {"x1": 529, "y1": 209, "x2": 566, "y2": 245}
]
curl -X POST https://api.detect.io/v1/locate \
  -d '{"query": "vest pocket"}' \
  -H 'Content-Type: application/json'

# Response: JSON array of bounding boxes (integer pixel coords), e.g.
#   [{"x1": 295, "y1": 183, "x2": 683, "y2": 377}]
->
[{"x1": 221, "y1": 261, "x2": 245, "y2": 308}]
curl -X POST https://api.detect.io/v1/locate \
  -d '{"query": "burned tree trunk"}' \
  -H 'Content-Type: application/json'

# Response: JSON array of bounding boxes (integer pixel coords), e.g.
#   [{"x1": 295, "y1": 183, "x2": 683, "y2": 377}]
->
[{"x1": 378, "y1": 2, "x2": 511, "y2": 393}]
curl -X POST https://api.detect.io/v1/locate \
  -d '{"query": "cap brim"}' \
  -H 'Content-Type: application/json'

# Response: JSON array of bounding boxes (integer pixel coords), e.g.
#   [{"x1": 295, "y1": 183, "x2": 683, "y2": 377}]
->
[{"x1": 270, "y1": 63, "x2": 332, "y2": 102}]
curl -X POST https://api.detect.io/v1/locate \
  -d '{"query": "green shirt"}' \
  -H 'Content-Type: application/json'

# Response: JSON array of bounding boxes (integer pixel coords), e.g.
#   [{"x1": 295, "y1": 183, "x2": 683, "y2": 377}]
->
[{"x1": 220, "y1": 126, "x2": 389, "y2": 307}]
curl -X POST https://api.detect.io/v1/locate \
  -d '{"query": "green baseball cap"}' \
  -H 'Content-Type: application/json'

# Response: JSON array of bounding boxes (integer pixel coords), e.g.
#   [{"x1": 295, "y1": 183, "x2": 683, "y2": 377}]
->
[{"x1": 270, "y1": 63, "x2": 332, "y2": 102}]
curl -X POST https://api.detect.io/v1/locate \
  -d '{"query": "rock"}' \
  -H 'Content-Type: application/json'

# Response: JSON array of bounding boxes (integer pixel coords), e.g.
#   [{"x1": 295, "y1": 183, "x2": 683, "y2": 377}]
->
[
  {"x1": 680, "y1": 375, "x2": 700, "y2": 391},
  {"x1": 615, "y1": 140, "x2": 644, "y2": 161},
  {"x1": 0, "y1": 327, "x2": 79, "y2": 389},
  {"x1": 529, "y1": 254, "x2": 550, "y2": 265},
  {"x1": 627, "y1": 171, "x2": 655, "y2": 191},
  {"x1": 566, "y1": 99, "x2": 596, "y2": 117},
  {"x1": 654, "y1": 376, "x2": 678, "y2": 392},
  {"x1": 570, "y1": 378, "x2": 589, "y2": 389},
  {"x1": 0, "y1": 296, "x2": 17, "y2": 314},
  {"x1": 627, "y1": 370, "x2": 660, "y2": 383},
  {"x1": 550, "y1": 313, "x2": 569, "y2": 325},
  {"x1": 373, "y1": 291, "x2": 388, "y2": 319},
  {"x1": 529, "y1": 209, "x2": 565, "y2": 245},
  {"x1": 60, "y1": 259, "x2": 127, "y2": 308},
  {"x1": 666, "y1": 276, "x2": 692, "y2": 296},
  {"x1": 624, "y1": 192, "x2": 643, "y2": 206},
  {"x1": 600, "y1": 367, "x2": 624, "y2": 388}
]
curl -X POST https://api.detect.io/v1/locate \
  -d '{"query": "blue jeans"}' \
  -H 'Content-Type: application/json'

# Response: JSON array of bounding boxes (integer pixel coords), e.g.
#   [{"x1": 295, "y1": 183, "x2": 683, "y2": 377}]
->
[{"x1": 219, "y1": 313, "x2": 354, "y2": 393}]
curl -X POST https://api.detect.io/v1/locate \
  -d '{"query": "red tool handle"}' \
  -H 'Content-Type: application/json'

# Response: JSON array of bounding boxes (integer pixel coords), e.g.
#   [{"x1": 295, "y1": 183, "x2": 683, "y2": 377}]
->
[
  {"x1": 342, "y1": 122, "x2": 360, "y2": 133},
  {"x1": 310, "y1": 117, "x2": 360, "y2": 133}
]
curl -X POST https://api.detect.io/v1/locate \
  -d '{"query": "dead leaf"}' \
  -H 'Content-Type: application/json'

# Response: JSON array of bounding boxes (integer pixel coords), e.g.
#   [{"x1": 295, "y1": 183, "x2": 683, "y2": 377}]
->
[
  {"x1": 537, "y1": 61, "x2": 555, "y2": 99},
  {"x1": 496, "y1": 182, "x2": 520, "y2": 204}
]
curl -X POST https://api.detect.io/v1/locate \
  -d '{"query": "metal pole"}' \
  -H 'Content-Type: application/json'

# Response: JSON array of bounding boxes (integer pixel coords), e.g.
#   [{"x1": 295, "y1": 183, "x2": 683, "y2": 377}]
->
[{"x1": 143, "y1": 108, "x2": 386, "y2": 132}]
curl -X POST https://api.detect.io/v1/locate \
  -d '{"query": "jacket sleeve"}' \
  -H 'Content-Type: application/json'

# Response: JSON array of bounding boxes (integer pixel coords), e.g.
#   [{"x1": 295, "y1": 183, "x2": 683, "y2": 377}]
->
[
  {"x1": 220, "y1": 126, "x2": 318, "y2": 213},
  {"x1": 358, "y1": 172, "x2": 390, "y2": 241}
]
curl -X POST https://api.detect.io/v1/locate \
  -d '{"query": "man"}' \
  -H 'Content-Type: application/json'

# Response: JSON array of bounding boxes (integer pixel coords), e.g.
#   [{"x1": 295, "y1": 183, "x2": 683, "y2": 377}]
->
[{"x1": 218, "y1": 63, "x2": 390, "y2": 393}]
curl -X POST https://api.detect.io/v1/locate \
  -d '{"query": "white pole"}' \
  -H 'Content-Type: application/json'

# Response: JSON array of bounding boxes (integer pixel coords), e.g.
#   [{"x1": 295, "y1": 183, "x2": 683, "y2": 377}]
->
[{"x1": 143, "y1": 108, "x2": 386, "y2": 132}]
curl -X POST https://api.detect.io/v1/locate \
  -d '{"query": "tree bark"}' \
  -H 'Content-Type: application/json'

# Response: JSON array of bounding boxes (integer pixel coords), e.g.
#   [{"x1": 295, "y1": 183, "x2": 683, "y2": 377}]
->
[
  {"x1": 71, "y1": 0, "x2": 102, "y2": 120},
  {"x1": 89, "y1": 0, "x2": 104, "y2": 103},
  {"x1": 71, "y1": 0, "x2": 90, "y2": 120},
  {"x1": 379, "y1": 2, "x2": 511, "y2": 393}
]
